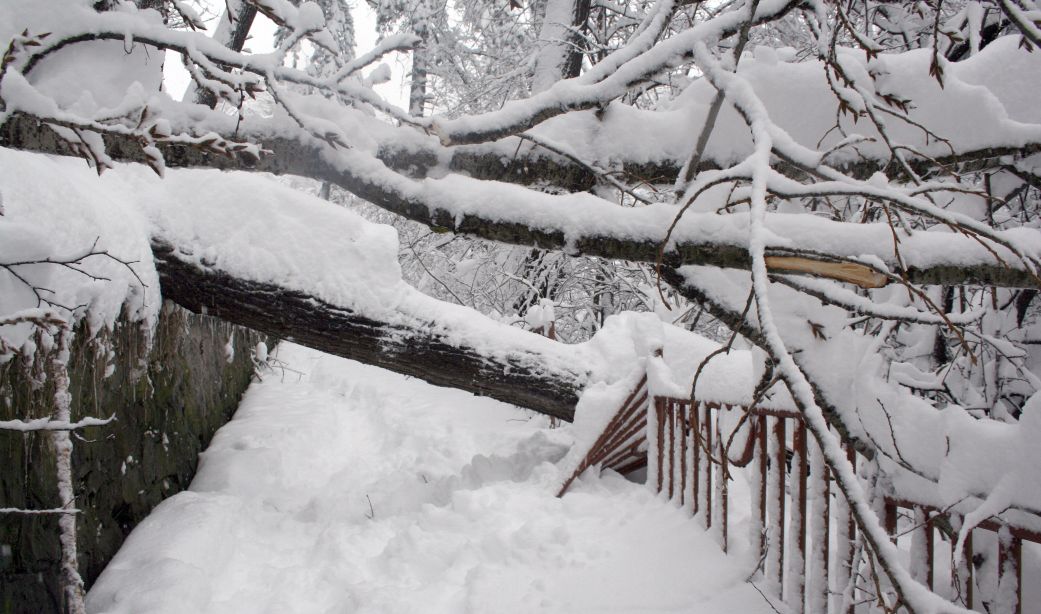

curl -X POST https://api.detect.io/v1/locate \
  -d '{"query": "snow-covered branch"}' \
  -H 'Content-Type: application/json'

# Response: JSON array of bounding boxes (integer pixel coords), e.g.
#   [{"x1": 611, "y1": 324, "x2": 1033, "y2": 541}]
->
[
  {"x1": 0, "y1": 415, "x2": 115, "y2": 432},
  {"x1": 3, "y1": 112, "x2": 1037, "y2": 290},
  {"x1": 151, "y1": 240, "x2": 589, "y2": 420}
]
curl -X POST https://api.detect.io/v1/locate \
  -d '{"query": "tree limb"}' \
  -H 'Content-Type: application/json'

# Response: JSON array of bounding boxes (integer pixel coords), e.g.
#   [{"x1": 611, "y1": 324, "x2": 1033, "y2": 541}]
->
[
  {"x1": 3, "y1": 113, "x2": 1036, "y2": 290},
  {"x1": 151, "y1": 241, "x2": 586, "y2": 421}
]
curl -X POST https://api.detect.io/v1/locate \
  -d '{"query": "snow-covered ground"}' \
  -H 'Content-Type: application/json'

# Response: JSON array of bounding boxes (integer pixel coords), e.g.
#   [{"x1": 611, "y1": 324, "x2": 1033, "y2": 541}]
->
[{"x1": 85, "y1": 343, "x2": 775, "y2": 614}]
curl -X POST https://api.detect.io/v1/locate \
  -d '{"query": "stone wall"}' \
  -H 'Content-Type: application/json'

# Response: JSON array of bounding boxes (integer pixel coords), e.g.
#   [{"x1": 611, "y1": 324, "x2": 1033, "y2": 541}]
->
[{"x1": 0, "y1": 302, "x2": 265, "y2": 613}]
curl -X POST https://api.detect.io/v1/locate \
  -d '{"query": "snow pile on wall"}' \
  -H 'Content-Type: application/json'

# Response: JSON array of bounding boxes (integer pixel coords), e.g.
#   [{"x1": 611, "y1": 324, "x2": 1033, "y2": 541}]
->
[{"x1": 0, "y1": 151, "x2": 160, "y2": 357}]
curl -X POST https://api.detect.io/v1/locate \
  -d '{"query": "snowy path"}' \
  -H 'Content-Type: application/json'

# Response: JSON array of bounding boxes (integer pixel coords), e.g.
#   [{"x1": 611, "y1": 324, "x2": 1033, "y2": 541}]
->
[{"x1": 87, "y1": 344, "x2": 775, "y2": 614}]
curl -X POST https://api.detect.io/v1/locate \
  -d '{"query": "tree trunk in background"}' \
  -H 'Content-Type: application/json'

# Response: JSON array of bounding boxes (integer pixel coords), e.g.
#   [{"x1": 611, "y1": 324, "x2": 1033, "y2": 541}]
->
[
  {"x1": 409, "y1": 33, "x2": 429, "y2": 117},
  {"x1": 520, "y1": 0, "x2": 593, "y2": 321},
  {"x1": 407, "y1": 0, "x2": 436, "y2": 116},
  {"x1": 531, "y1": 0, "x2": 591, "y2": 93},
  {"x1": 186, "y1": 0, "x2": 258, "y2": 106}
]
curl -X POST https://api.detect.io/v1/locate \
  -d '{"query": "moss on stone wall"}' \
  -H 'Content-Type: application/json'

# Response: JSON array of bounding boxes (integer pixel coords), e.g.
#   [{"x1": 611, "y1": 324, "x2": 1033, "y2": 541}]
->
[{"x1": 0, "y1": 302, "x2": 265, "y2": 614}]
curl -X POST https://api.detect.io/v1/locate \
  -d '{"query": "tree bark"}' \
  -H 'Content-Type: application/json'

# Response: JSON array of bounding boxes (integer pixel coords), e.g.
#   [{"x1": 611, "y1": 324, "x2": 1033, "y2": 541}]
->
[{"x1": 151, "y1": 242, "x2": 585, "y2": 421}]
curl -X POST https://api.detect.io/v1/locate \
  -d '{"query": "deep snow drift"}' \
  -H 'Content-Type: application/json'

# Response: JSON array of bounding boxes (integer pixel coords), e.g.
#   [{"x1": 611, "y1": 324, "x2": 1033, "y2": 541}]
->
[{"x1": 85, "y1": 344, "x2": 775, "y2": 614}]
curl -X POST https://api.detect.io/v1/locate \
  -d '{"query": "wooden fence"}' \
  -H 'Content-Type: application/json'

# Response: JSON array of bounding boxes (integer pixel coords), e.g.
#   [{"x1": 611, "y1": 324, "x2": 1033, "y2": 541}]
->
[{"x1": 559, "y1": 384, "x2": 1040, "y2": 614}]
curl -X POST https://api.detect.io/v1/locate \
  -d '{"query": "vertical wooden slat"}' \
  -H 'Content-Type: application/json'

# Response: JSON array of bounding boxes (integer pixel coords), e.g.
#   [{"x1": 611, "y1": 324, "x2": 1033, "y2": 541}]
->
[
  {"x1": 1016, "y1": 536, "x2": 1023, "y2": 614},
  {"x1": 691, "y1": 402, "x2": 701, "y2": 516},
  {"x1": 998, "y1": 530, "x2": 1022, "y2": 614},
  {"x1": 822, "y1": 465, "x2": 830, "y2": 614},
  {"x1": 835, "y1": 442, "x2": 856, "y2": 614},
  {"x1": 719, "y1": 406, "x2": 729, "y2": 553},
  {"x1": 679, "y1": 402, "x2": 687, "y2": 507},
  {"x1": 909, "y1": 506, "x2": 933, "y2": 591},
  {"x1": 757, "y1": 415, "x2": 768, "y2": 559},
  {"x1": 703, "y1": 403, "x2": 713, "y2": 530},
  {"x1": 846, "y1": 444, "x2": 856, "y2": 614},
  {"x1": 789, "y1": 420, "x2": 807, "y2": 614},
  {"x1": 655, "y1": 397, "x2": 665, "y2": 494},
  {"x1": 668, "y1": 400, "x2": 676, "y2": 500},
  {"x1": 925, "y1": 511, "x2": 934, "y2": 591},
  {"x1": 807, "y1": 440, "x2": 830, "y2": 614},
  {"x1": 963, "y1": 529, "x2": 974, "y2": 610},
  {"x1": 768, "y1": 416, "x2": 786, "y2": 591},
  {"x1": 884, "y1": 500, "x2": 898, "y2": 540},
  {"x1": 776, "y1": 416, "x2": 787, "y2": 592}
]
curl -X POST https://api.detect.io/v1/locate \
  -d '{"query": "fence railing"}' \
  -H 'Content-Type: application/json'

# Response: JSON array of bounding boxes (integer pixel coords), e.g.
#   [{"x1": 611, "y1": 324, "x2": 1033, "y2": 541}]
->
[
  {"x1": 559, "y1": 383, "x2": 1039, "y2": 614},
  {"x1": 557, "y1": 375, "x2": 649, "y2": 497}
]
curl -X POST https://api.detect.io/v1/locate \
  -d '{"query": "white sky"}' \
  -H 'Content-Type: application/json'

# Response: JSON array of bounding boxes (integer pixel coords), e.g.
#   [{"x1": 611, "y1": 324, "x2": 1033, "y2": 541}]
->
[{"x1": 163, "y1": 1, "x2": 409, "y2": 108}]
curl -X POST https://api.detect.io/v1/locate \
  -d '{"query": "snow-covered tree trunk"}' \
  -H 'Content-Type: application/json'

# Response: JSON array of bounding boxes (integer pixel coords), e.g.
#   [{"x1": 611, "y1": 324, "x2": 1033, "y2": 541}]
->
[
  {"x1": 152, "y1": 242, "x2": 587, "y2": 420},
  {"x1": 50, "y1": 324, "x2": 86, "y2": 614},
  {"x1": 408, "y1": 36, "x2": 428, "y2": 116},
  {"x1": 531, "y1": 0, "x2": 591, "y2": 93},
  {"x1": 185, "y1": 0, "x2": 257, "y2": 106}
]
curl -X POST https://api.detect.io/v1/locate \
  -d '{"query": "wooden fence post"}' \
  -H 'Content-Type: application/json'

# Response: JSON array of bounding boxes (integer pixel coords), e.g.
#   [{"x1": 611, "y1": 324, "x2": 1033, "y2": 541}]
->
[
  {"x1": 718, "y1": 406, "x2": 729, "y2": 553},
  {"x1": 655, "y1": 397, "x2": 665, "y2": 494},
  {"x1": 679, "y1": 402, "x2": 688, "y2": 507},
  {"x1": 808, "y1": 439, "x2": 829, "y2": 614},
  {"x1": 788, "y1": 421, "x2": 808, "y2": 613},
  {"x1": 703, "y1": 403, "x2": 713, "y2": 530},
  {"x1": 692, "y1": 402, "x2": 701, "y2": 517},
  {"x1": 768, "y1": 416, "x2": 787, "y2": 591},
  {"x1": 998, "y1": 527, "x2": 1022, "y2": 614}
]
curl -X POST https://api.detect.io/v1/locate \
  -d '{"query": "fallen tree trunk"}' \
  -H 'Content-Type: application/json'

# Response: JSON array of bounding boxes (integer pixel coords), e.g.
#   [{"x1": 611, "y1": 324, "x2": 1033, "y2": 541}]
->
[{"x1": 151, "y1": 242, "x2": 585, "y2": 421}]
